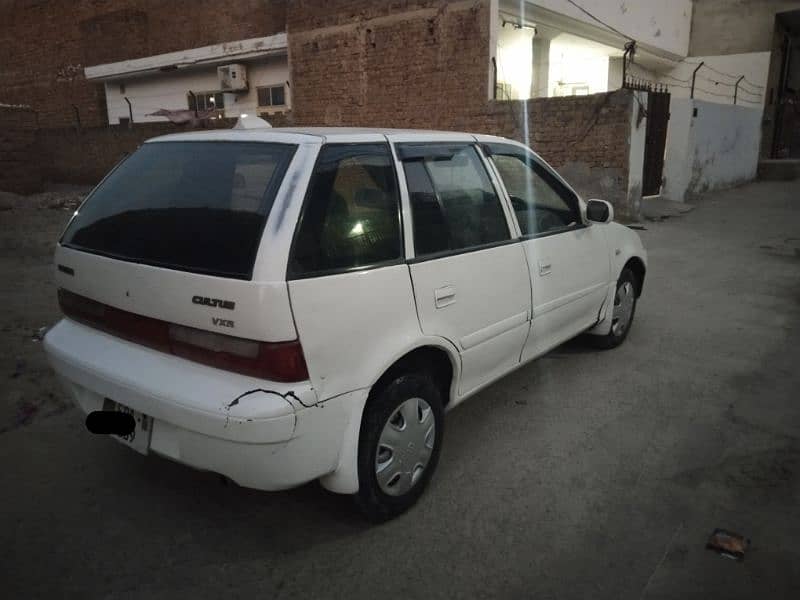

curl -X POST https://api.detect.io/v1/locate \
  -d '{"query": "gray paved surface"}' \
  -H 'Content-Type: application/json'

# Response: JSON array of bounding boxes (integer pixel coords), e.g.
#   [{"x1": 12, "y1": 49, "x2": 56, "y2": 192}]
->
[{"x1": 2, "y1": 180, "x2": 799, "y2": 599}]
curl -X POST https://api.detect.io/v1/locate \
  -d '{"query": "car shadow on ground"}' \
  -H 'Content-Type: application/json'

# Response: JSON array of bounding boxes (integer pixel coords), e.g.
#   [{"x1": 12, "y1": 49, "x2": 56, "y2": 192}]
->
[
  {"x1": 77, "y1": 429, "x2": 373, "y2": 558},
  {"x1": 549, "y1": 334, "x2": 607, "y2": 356}
]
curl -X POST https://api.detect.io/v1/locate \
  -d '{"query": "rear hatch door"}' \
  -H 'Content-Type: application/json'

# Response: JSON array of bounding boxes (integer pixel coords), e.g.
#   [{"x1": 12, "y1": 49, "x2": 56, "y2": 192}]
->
[{"x1": 56, "y1": 139, "x2": 300, "y2": 342}]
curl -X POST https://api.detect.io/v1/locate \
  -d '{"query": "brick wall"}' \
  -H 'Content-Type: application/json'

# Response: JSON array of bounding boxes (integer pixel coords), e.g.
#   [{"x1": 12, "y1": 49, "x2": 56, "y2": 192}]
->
[
  {"x1": 482, "y1": 92, "x2": 635, "y2": 215},
  {"x1": 0, "y1": 0, "x2": 286, "y2": 129},
  {"x1": 38, "y1": 123, "x2": 185, "y2": 185},
  {"x1": 36, "y1": 112, "x2": 293, "y2": 184},
  {"x1": 287, "y1": 0, "x2": 638, "y2": 217},
  {"x1": 3, "y1": 0, "x2": 639, "y2": 217},
  {"x1": 0, "y1": 105, "x2": 42, "y2": 194},
  {"x1": 287, "y1": 0, "x2": 491, "y2": 129}
]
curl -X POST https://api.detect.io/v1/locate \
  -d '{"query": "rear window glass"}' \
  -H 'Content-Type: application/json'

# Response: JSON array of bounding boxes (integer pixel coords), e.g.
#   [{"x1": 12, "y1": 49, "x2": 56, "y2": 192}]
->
[{"x1": 61, "y1": 141, "x2": 296, "y2": 279}]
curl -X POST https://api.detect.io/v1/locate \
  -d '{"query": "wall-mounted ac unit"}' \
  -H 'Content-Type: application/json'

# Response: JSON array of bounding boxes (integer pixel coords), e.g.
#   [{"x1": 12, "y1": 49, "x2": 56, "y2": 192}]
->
[{"x1": 218, "y1": 63, "x2": 248, "y2": 91}]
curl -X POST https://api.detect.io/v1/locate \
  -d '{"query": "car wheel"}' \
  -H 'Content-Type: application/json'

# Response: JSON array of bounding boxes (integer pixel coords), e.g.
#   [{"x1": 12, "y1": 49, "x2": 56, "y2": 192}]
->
[
  {"x1": 591, "y1": 267, "x2": 638, "y2": 349},
  {"x1": 355, "y1": 372, "x2": 444, "y2": 522}
]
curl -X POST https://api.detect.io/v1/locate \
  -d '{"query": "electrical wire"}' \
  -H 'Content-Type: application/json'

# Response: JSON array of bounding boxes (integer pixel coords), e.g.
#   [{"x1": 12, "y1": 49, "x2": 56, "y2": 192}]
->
[
  {"x1": 560, "y1": 0, "x2": 767, "y2": 98},
  {"x1": 705, "y1": 80, "x2": 763, "y2": 97},
  {"x1": 662, "y1": 81, "x2": 762, "y2": 104},
  {"x1": 562, "y1": 0, "x2": 634, "y2": 42},
  {"x1": 659, "y1": 73, "x2": 762, "y2": 98},
  {"x1": 628, "y1": 62, "x2": 763, "y2": 101},
  {"x1": 683, "y1": 59, "x2": 765, "y2": 89},
  {"x1": 636, "y1": 59, "x2": 764, "y2": 95},
  {"x1": 661, "y1": 73, "x2": 692, "y2": 85}
]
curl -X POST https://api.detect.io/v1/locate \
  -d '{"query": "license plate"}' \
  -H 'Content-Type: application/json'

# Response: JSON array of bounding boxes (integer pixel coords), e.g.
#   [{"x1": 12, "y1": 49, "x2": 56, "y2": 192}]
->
[{"x1": 103, "y1": 398, "x2": 152, "y2": 455}]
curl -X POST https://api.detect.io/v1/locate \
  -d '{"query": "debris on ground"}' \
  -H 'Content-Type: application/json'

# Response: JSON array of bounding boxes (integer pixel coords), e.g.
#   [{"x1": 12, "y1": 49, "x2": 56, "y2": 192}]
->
[
  {"x1": 641, "y1": 197, "x2": 695, "y2": 221},
  {"x1": 760, "y1": 237, "x2": 800, "y2": 258},
  {"x1": 0, "y1": 185, "x2": 90, "y2": 212},
  {"x1": 31, "y1": 326, "x2": 48, "y2": 342},
  {"x1": 10, "y1": 359, "x2": 26, "y2": 379},
  {"x1": 14, "y1": 400, "x2": 40, "y2": 429},
  {"x1": 706, "y1": 529, "x2": 750, "y2": 560}
]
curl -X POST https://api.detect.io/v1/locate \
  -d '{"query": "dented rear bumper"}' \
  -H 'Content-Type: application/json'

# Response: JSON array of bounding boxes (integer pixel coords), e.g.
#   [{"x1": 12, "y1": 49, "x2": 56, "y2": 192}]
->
[{"x1": 43, "y1": 318, "x2": 353, "y2": 491}]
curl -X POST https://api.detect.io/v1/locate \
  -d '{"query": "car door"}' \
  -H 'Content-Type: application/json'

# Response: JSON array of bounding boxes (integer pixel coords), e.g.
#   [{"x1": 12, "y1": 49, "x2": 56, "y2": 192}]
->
[
  {"x1": 287, "y1": 141, "x2": 423, "y2": 402},
  {"x1": 394, "y1": 140, "x2": 532, "y2": 398},
  {"x1": 483, "y1": 141, "x2": 611, "y2": 362}
]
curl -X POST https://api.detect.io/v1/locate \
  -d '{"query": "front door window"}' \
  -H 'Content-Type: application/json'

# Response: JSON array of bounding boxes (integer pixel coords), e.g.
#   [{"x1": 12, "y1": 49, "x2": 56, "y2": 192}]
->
[{"x1": 486, "y1": 145, "x2": 582, "y2": 237}]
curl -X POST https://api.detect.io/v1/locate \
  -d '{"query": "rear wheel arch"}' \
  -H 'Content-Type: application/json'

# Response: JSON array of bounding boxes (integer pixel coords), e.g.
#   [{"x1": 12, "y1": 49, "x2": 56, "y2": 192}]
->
[
  {"x1": 370, "y1": 344, "x2": 457, "y2": 408},
  {"x1": 318, "y1": 343, "x2": 458, "y2": 496}
]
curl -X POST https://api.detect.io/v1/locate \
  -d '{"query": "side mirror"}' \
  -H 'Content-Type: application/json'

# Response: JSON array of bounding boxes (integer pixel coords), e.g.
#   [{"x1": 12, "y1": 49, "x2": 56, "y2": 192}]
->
[{"x1": 586, "y1": 199, "x2": 614, "y2": 224}]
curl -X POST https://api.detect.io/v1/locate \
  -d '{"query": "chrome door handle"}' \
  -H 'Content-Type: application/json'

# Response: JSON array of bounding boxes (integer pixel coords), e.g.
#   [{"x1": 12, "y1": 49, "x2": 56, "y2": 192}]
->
[
  {"x1": 538, "y1": 261, "x2": 552, "y2": 276},
  {"x1": 434, "y1": 285, "x2": 456, "y2": 308}
]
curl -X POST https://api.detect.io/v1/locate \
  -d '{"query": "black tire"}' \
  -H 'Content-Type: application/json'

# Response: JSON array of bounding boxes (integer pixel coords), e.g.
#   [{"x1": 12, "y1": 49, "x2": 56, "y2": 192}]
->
[
  {"x1": 590, "y1": 267, "x2": 638, "y2": 350},
  {"x1": 355, "y1": 372, "x2": 444, "y2": 522}
]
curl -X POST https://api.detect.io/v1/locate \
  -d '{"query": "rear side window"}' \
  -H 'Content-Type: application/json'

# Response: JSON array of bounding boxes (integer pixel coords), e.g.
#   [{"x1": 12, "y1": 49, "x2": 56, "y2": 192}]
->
[
  {"x1": 399, "y1": 144, "x2": 510, "y2": 257},
  {"x1": 288, "y1": 144, "x2": 402, "y2": 277},
  {"x1": 61, "y1": 141, "x2": 296, "y2": 279}
]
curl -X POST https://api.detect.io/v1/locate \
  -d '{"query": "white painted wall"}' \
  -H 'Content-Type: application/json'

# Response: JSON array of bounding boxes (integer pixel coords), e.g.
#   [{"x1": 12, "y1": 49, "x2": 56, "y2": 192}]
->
[
  {"x1": 530, "y1": 0, "x2": 693, "y2": 57},
  {"x1": 660, "y1": 98, "x2": 694, "y2": 202},
  {"x1": 657, "y1": 52, "x2": 770, "y2": 107},
  {"x1": 627, "y1": 90, "x2": 647, "y2": 217},
  {"x1": 548, "y1": 35, "x2": 609, "y2": 96},
  {"x1": 104, "y1": 56, "x2": 289, "y2": 124},
  {"x1": 661, "y1": 98, "x2": 762, "y2": 202},
  {"x1": 496, "y1": 25, "x2": 535, "y2": 99}
]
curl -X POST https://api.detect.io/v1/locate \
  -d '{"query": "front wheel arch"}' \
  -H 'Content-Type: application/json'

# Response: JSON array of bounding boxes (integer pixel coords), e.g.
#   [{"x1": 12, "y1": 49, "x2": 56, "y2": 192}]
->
[{"x1": 624, "y1": 256, "x2": 646, "y2": 297}]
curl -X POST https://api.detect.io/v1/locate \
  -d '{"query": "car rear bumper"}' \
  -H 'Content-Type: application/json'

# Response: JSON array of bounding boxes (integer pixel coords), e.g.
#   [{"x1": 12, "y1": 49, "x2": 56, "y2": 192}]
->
[{"x1": 44, "y1": 318, "x2": 361, "y2": 491}]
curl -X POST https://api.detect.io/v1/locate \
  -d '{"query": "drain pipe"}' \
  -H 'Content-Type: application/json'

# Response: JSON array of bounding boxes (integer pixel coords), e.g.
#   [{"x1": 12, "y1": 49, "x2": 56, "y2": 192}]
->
[
  {"x1": 124, "y1": 97, "x2": 133, "y2": 127},
  {"x1": 188, "y1": 90, "x2": 198, "y2": 117},
  {"x1": 622, "y1": 41, "x2": 636, "y2": 87},
  {"x1": 733, "y1": 76, "x2": 745, "y2": 105},
  {"x1": 691, "y1": 62, "x2": 705, "y2": 99},
  {"x1": 71, "y1": 104, "x2": 81, "y2": 133}
]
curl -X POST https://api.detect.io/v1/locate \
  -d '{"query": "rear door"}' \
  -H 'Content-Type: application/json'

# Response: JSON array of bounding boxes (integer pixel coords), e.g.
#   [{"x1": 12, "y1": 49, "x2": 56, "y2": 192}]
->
[
  {"x1": 394, "y1": 141, "x2": 531, "y2": 398},
  {"x1": 483, "y1": 142, "x2": 610, "y2": 360},
  {"x1": 286, "y1": 141, "x2": 422, "y2": 401}
]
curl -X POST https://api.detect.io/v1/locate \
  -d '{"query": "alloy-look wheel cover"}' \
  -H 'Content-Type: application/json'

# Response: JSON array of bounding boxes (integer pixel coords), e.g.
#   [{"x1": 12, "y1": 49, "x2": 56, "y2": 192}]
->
[
  {"x1": 375, "y1": 397, "x2": 436, "y2": 496},
  {"x1": 612, "y1": 280, "x2": 635, "y2": 337}
]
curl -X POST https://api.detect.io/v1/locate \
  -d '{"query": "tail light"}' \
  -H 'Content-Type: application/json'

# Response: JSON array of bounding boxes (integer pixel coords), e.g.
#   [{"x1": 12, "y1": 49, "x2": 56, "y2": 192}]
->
[{"x1": 57, "y1": 289, "x2": 309, "y2": 382}]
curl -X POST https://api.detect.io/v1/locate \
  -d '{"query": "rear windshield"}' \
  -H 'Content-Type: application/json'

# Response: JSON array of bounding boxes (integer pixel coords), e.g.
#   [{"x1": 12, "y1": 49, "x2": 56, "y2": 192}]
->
[{"x1": 61, "y1": 141, "x2": 297, "y2": 279}]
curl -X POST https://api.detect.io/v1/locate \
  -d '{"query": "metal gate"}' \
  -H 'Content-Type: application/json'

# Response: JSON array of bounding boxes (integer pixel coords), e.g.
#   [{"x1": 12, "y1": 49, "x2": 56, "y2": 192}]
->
[{"x1": 642, "y1": 90, "x2": 671, "y2": 196}]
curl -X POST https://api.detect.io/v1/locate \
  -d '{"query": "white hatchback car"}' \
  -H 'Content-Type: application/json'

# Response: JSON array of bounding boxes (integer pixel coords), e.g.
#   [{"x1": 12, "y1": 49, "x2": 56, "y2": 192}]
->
[{"x1": 44, "y1": 124, "x2": 646, "y2": 520}]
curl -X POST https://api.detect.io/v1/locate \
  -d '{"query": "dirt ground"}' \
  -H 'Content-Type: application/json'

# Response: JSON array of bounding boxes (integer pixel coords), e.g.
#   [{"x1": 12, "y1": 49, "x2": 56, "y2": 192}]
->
[{"x1": 0, "y1": 186, "x2": 89, "y2": 435}]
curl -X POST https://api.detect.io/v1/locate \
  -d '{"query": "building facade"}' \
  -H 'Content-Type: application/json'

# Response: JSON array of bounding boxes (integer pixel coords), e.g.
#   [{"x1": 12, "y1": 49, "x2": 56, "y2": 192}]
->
[
  {"x1": 85, "y1": 34, "x2": 290, "y2": 125},
  {"x1": 0, "y1": 0, "x2": 287, "y2": 128},
  {"x1": 2, "y1": 0, "x2": 797, "y2": 214}
]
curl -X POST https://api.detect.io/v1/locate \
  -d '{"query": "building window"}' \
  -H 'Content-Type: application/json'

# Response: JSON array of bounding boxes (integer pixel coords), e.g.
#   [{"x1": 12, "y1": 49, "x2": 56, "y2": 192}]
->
[
  {"x1": 187, "y1": 92, "x2": 224, "y2": 112},
  {"x1": 257, "y1": 85, "x2": 286, "y2": 108}
]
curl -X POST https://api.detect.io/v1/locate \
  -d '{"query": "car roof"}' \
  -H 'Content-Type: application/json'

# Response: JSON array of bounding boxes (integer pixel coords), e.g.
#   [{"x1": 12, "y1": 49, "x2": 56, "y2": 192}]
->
[{"x1": 146, "y1": 126, "x2": 521, "y2": 146}]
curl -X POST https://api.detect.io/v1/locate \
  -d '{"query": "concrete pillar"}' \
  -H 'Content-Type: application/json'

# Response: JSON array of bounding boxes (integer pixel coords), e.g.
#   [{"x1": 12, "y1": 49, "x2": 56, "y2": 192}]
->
[
  {"x1": 531, "y1": 37, "x2": 550, "y2": 98},
  {"x1": 608, "y1": 57, "x2": 624, "y2": 90}
]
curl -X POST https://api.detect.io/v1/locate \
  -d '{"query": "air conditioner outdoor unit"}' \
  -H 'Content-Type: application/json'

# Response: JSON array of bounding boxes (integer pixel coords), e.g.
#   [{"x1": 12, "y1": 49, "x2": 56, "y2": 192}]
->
[{"x1": 218, "y1": 63, "x2": 248, "y2": 91}]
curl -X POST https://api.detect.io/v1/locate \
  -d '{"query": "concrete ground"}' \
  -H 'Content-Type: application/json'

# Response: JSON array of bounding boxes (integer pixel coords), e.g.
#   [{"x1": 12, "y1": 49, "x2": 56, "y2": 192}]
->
[{"x1": 1, "y1": 180, "x2": 799, "y2": 599}]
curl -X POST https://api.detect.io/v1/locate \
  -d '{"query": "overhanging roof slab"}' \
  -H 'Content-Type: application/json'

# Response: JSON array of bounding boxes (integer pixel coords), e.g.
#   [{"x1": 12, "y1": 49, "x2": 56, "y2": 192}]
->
[{"x1": 84, "y1": 33, "x2": 287, "y2": 81}]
